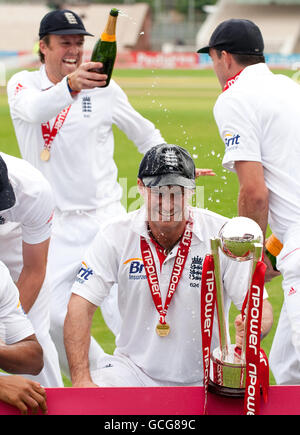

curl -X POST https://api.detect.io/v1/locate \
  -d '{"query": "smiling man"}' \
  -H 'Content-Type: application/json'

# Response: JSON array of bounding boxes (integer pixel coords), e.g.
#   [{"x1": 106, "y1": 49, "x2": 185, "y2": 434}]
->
[
  {"x1": 6, "y1": 8, "x2": 165, "y2": 381},
  {"x1": 64, "y1": 143, "x2": 273, "y2": 388}
]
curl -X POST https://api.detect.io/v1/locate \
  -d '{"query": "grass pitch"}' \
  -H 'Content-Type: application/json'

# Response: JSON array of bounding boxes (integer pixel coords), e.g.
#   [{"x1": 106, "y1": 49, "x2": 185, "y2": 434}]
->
[{"x1": 1, "y1": 67, "x2": 290, "y2": 385}]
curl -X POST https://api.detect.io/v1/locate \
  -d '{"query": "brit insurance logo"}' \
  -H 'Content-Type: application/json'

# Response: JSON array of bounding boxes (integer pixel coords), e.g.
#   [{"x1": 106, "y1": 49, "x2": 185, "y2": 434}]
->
[
  {"x1": 75, "y1": 261, "x2": 94, "y2": 284},
  {"x1": 224, "y1": 132, "x2": 240, "y2": 152},
  {"x1": 123, "y1": 258, "x2": 147, "y2": 280},
  {"x1": 189, "y1": 255, "x2": 203, "y2": 288}
]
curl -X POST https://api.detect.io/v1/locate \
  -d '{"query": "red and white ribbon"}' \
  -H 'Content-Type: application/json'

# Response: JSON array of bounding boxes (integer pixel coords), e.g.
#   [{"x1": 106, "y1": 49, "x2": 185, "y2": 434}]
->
[
  {"x1": 41, "y1": 105, "x2": 71, "y2": 153},
  {"x1": 242, "y1": 260, "x2": 268, "y2": 415},
  {"x1": 200, "y1": 254, "x2": 217, "y2": 414},
  {"x1": 140, "y1": 219, "x2": 193, "y2": 328},
  {"x1": 201, "y1": 256, "x2": 269, "y2": 415}
]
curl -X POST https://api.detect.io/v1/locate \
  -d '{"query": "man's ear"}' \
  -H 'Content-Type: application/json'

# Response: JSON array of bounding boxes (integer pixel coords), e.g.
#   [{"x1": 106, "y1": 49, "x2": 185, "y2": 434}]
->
[
  {"x1": 39, "y1": 39, "x2": 47, "y2": 57},
  {"x1": 137, "y1": 178, "x2": 145, "y2": 196}
]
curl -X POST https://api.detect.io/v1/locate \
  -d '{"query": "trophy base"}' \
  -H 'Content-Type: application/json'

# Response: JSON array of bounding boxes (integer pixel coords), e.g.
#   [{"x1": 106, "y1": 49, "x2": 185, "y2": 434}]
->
[{"x1": 208, "y1": 380, "x2": 245, "y2": 398}]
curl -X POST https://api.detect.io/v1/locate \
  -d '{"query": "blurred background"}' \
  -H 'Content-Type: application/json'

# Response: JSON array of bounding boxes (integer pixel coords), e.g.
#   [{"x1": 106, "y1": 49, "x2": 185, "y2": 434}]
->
[{"x1": 1, "y1": 0, "x2": 300, "y2": 73}]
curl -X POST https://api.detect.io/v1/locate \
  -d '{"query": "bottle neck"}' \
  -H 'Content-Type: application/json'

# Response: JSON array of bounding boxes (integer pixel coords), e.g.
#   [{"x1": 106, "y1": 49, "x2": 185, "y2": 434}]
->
[{"x1": 101, "y1": 15, "x2": 117, "y2": 41}]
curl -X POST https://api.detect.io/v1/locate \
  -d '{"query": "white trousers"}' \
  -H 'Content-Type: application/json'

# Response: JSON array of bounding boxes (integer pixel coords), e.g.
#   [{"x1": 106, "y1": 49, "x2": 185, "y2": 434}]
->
[
  {"x1": 90, "y1": 354, "x2": 202, "y2": 387},
  {"x1": 269, "y1": 225, "x2": 300, "y2": 384},
  {"x1": 0, "y1": 222, "x2": 63, "y2": 387},
  {"x1": 47, "y1": 202, "x2": 124, "y2": 379}
]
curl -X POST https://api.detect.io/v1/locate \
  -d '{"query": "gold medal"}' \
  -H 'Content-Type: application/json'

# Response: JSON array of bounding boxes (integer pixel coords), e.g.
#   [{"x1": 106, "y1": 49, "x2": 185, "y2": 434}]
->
[
  {"x1": 156, "y1": 323, "x2": 170, "y2": 337},
  {"x1": 40, "y1": 148, "x2": 51, "y2": 162}
]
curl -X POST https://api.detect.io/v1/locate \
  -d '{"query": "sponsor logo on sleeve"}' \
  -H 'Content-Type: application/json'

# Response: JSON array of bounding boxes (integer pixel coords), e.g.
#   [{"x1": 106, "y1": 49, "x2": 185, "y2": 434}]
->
[
  {"x1": 224, "y1": 132, "x2": 240, "y2": 152},
  {"x1": 46, "y1": 209, "x2": 54, "y2": 225},
  {"x1": 75, "y1": 261, "x2": 94, "y2": 284},
  {"x1": 14, "y1": 83, "x2": 25, "y2": 96}
]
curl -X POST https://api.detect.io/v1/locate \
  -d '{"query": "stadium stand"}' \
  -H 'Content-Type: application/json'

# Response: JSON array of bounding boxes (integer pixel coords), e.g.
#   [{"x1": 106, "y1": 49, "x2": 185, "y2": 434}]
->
[
  {"x1": 196, "y1": 0, "x2": 300, "y2": 55},
  {"x1": 0, "y1": 2, "x2": 151, "y2": 53}
]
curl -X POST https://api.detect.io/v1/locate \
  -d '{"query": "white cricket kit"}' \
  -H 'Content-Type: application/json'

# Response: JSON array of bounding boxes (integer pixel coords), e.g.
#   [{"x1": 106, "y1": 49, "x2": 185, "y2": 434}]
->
[
  {"x1": 214, "y1": 63, "x2": 300, "y2": 384},
  {"x1": 0, "y1": 261, "x2": 34, "y2": 346},
  {"x1": 0, "y1": 152, "x2": 62, "y2": 387},
  {"x1": 7, "y1": 66, "x2": 165, "y2": 378},
  {"x1": 71, "y1": 206, "x2": 256, "y2": 386}
]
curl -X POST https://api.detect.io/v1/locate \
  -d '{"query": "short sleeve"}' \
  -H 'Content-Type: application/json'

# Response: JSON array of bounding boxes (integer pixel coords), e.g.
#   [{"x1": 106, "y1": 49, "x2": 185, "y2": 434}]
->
[
  {"x1": 71, "y1": 229, "x2": 119, "y2": 307},
  {"x1": 0, "y1": 262, "x2": 34, "y2": 344},
  {"x1": 213, "y1": 94, "x2": 262, "y2": 172},
  {"x1": 20, "y1": 178, "x2": 54, "y2": 244}
]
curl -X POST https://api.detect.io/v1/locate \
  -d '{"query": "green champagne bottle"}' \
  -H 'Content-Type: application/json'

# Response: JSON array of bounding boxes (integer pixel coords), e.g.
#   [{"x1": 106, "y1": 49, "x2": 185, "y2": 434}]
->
[{"x1": 90, "y1": 8, "x2": 118, "y2": 87}]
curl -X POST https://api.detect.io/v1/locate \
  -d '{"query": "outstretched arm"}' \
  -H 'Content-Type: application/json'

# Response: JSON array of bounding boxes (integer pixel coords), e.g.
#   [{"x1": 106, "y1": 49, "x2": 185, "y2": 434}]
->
[{"x1": 64, "y1": 293, "x2": 99, "y2": 388}]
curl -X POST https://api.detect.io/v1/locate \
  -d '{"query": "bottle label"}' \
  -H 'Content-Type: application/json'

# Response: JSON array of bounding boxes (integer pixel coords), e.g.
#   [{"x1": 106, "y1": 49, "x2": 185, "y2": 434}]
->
[{"x1": 101, "y1": 32, "x2": 116, "y2": 42}]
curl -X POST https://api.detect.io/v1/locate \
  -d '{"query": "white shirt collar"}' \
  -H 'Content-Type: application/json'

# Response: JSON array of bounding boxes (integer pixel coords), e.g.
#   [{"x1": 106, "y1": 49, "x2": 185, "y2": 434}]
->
[
  {"x1": 239, "y1": 62, "x2": 272, "y2": 80},
  {"x1": 130, "y1": 205, "x2": 204, "y2": 243},
  {"x1": 40, "y1": 64, "x2": 57, "y2": 91}
]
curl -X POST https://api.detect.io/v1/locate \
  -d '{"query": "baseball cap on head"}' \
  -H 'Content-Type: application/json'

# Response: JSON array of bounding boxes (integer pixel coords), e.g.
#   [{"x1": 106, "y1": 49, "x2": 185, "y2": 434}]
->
[
  {"x1": 0, "y1": 155, "x2": 15, "y2": 212},
  {"x1": 197, "y1": 19, "x2": 264, "y2": 56},
  {"x1": 39, "y1": 9, "x2": 94, "y2": 39},
  {"x1": 138, "y1": 144, "x2": 196, "y2": 189}
]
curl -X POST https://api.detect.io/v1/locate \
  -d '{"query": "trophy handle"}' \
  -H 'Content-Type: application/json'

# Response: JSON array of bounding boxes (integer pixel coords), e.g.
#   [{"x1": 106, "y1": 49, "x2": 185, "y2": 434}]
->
[
  {"x1": 241, "y1": 243, "x2": 264, "y2": 362},
  {"x1": 210, "y1": 238, "x2": 228, "y2": 361}
]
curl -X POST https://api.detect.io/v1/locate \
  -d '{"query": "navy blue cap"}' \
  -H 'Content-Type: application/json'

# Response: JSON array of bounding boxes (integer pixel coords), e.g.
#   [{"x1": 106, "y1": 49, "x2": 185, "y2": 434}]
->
[
  {"x1": 197, "y1": 19, "x2": 264, "y2": 55},
  {"x1": 39, "y1": 9, "x2": 94, "y2": 39}
]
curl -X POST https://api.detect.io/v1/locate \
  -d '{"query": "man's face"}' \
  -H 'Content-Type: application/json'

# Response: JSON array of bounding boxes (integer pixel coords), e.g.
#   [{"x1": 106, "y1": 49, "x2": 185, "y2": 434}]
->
[
  {"x1": 39, "y1": 34, "x2": 84, "y2": 83},
  {"x1": 141, "y1": 184, "x2": 192, "y2": 225}
]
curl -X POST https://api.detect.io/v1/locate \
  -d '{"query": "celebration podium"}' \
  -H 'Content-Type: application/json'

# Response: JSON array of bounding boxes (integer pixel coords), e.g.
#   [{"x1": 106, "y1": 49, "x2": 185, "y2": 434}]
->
[{"x1": 0, "y1": 386, "x2": 299, "y2": 415}]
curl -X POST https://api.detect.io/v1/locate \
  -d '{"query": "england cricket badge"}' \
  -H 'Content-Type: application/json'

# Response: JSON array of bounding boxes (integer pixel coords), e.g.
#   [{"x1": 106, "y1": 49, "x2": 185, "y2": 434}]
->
[{"x1": 40, "y1": 148, "x2": 51, "y2": 161}]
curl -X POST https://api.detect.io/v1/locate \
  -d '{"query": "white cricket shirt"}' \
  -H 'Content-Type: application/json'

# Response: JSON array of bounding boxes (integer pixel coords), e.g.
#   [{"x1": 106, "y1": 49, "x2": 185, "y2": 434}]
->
[
  {"x1": 72, "y1": 206, "x2": 254, "y2": 384},
  {"x1": 214, "y1": 63, "x2": 300, "y2": 242},
  {"x1": 0, "y1": 261, "x2": 34, "y2": 344},
  {"x1": 7, "y1": 66, "x2": 164, "y2": 212},
  {"x1": 0, "y1": 152, "x2": 54, "y2": 245}
]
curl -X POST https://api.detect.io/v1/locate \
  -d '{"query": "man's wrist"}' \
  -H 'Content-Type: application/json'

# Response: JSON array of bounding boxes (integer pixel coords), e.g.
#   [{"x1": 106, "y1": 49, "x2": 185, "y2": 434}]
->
[{"x1": 67, "y1": 76, "x2": 79, "y2": 96}]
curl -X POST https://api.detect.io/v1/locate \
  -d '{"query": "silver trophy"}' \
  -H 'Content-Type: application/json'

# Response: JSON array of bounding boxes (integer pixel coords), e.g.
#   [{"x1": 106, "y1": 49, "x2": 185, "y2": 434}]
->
[{"x1": 208, "y1": 216, "x2": 264, "y2": 397}]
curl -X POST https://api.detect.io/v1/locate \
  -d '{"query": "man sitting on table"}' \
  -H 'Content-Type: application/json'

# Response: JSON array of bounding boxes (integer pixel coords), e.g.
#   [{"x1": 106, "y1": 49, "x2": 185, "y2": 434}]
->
[{"x1": 64, "y1": 143, "x2": 273, "y2": 387}]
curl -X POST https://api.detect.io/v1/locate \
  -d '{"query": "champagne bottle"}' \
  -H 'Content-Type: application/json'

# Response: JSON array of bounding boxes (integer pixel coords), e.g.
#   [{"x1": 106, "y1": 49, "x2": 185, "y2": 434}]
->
[
  {"x1": 90, "y1": 8, "x2": 118, "y2": 87},
  {"x1": 265, "y1": 233, "x2": 283, "y2": 271}
]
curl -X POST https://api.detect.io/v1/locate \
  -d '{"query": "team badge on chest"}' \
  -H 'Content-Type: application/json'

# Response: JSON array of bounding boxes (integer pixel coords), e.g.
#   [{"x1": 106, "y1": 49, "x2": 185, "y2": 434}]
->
[{"x1": 82, "y1": 96, "x2": 92, "y2": 117}]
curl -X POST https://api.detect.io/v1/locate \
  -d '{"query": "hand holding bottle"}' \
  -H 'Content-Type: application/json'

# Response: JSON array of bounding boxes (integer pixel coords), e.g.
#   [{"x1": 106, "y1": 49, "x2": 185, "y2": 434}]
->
[{"x1": 67, "y1": 62, "x2": 108, "y2": 93}]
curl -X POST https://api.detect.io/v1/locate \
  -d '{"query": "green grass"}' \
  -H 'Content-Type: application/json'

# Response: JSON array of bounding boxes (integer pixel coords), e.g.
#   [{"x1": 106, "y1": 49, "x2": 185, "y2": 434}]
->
[{"x1": 0, "y1": 67, "x2": 287, "y2": 386}]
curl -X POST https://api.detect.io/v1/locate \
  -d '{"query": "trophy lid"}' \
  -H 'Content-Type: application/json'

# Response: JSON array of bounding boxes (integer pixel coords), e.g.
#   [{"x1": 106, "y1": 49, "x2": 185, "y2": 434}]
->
[{"x1": 219, "y1": 217, "x2": 263, "y2": 261}]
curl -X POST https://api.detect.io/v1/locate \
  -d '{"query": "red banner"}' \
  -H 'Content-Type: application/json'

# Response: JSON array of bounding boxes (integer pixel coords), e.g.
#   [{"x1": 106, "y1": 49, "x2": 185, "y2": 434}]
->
[
  {"x1": 0, "y1": 386, "x2": 300, "y2": 415},
  {"x1": 84, "y1": 50, "x2": 200, "y2": 69}
]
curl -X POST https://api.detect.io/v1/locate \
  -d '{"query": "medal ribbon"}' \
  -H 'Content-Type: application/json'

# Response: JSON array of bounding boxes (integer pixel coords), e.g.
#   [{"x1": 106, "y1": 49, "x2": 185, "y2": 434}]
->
[
  {"x1": 222, "y1": 69, "x2": 243, "y2": 92},
  {"x1": 200, "y1": 254, "x2": 217, "y2": 414},
  {"x1": 41, "y1": 105, "x2": 71, "y2": 154},
  {"x1": 241, "y1": 260, "x2": 268, "y2": 415},
  {"x1": 140, "y1": 219, "x2": 193, "y2": 327}
]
